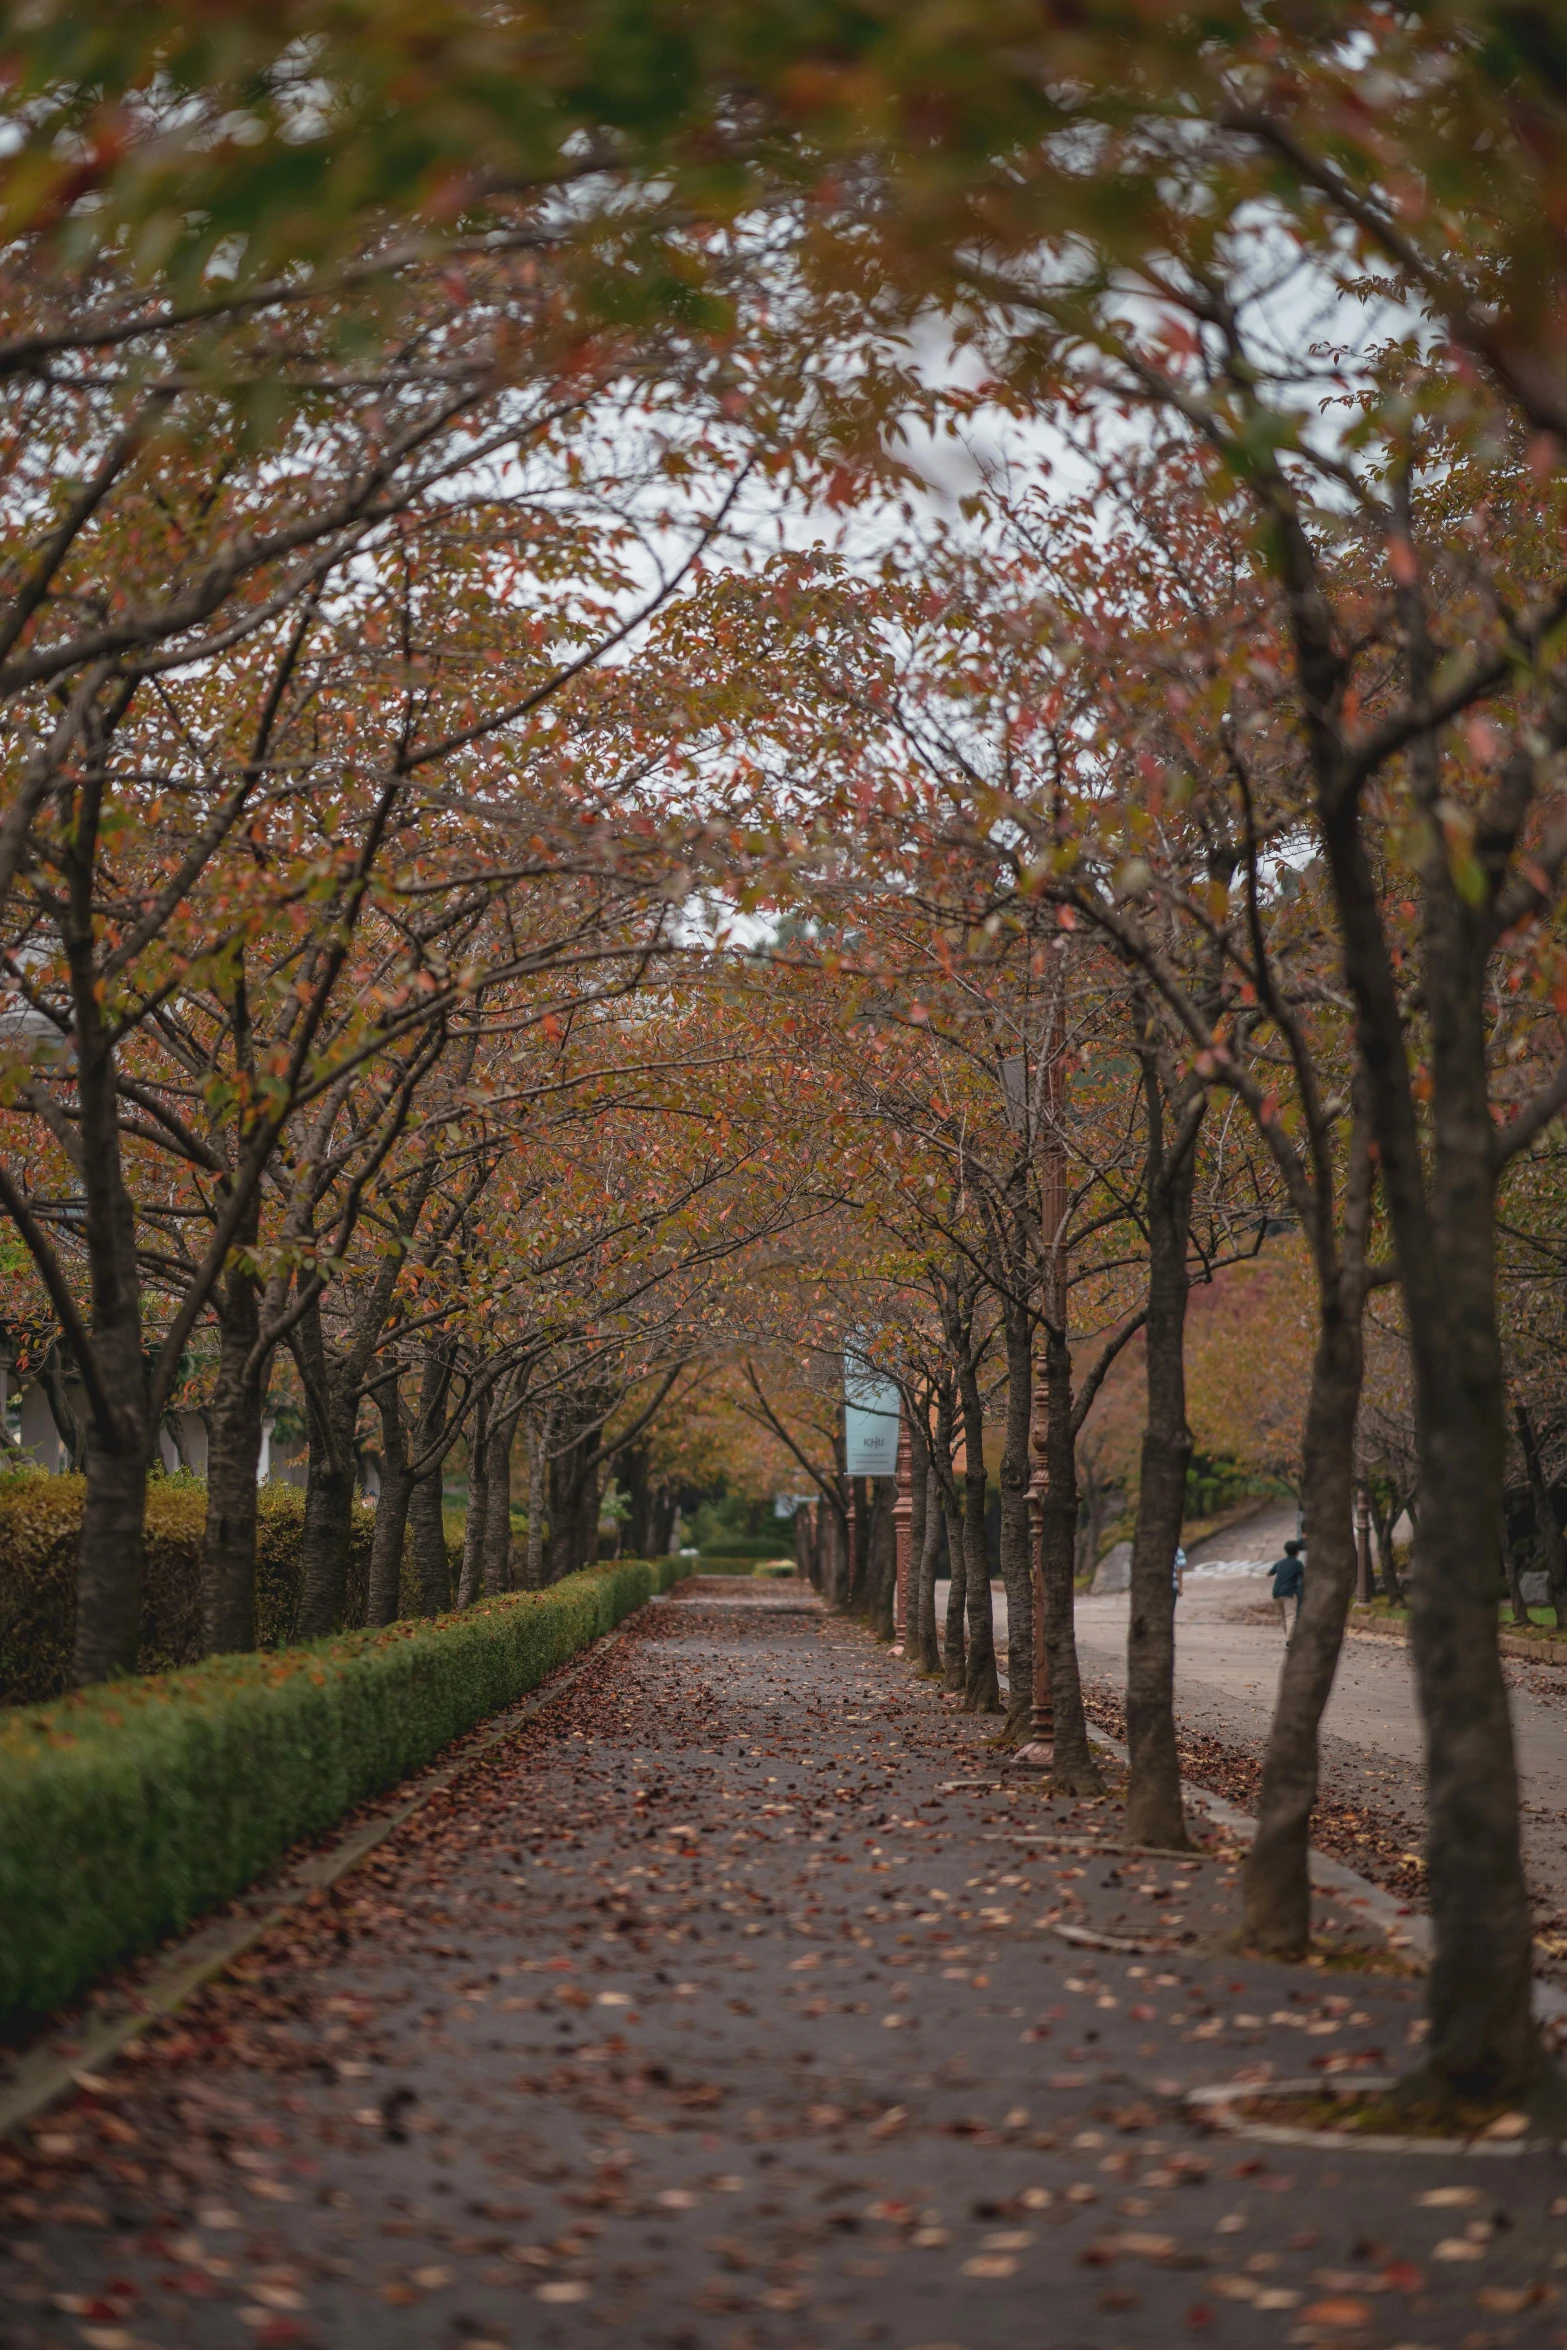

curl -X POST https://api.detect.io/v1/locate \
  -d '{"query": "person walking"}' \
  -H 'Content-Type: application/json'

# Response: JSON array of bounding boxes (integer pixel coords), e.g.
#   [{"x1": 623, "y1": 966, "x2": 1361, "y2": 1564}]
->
[{"x1": 1270, "y1": 1539, "x2": 1305, "y2": 1643}]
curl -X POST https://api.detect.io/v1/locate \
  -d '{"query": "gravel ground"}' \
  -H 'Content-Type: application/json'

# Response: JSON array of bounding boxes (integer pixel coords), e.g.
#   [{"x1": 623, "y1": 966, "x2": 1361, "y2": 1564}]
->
[{"x1": 3, "y1": 1578, "x2": 1566, "y2": 2350}]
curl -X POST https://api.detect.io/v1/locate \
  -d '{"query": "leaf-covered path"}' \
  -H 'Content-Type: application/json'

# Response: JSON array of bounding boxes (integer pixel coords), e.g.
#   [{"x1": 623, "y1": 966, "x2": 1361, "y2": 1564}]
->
[{"x1": 4, "y1": 1579, "x2": 1565, "y2": 2349}]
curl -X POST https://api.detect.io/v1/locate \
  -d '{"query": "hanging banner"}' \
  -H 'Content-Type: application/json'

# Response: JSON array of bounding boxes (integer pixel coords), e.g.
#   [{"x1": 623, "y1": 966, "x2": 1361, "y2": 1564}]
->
[{"x1": 844, "y1": 1350, "x2": 901, "y2": 1478}]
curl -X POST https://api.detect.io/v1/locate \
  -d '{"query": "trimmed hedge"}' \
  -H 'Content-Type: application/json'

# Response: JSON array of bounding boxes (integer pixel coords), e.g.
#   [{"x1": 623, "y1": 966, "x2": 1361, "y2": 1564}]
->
[
  {"x1": 0, "y1": 1471, "x2": 466, "y2": 1704},
  {"x1": 0, "y1": 1553, "x2": 690, "y2": 2027}
]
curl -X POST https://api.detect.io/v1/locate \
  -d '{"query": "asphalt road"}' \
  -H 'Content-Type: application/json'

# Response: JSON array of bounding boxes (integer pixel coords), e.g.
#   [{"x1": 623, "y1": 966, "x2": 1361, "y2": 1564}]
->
[{"x1": 5, "y1": 1578, "x2": 1566, "y2": 2350}]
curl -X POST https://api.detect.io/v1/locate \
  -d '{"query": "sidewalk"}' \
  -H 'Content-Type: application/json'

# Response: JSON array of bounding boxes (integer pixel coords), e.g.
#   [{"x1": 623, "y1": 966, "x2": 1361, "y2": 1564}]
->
[{"x1": 3, "y1": 1579, "x2": 1564, "y2": 2348}]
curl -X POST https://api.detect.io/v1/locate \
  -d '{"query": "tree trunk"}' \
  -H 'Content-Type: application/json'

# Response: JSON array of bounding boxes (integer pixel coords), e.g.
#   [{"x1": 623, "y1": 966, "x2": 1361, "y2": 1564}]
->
[
  {"x1": 407, "y1": 1472, "x2": 449, "y2": 1615},
  {"x1": 1076, "y1": 1457, "x2": 1110, "y2": 1582},
  {"x1": 67, "y1": 930, "x2": 152, "y2": 1683},
  {"x1": 575, "y1": 1459, "x2": 601, "y2": 1571},
  {"x1": 942, "y1": 1496, "x2": 967, "y2": 1690},
  {"x1": 1369, "y1": 1483, "x2": 1405, "y2": 1599},
  {"x1": 73, "y1": 1396, "x2": 148, "y2": 1685},
  {"x1": 996, "y1": 1307, "x2": 1035, "y2": 1743},
  {"x1": 524, "y1": 1411, "x2": 548, "y2": 1588},
  {"x1": 1515, "y1": 1401, "x2": 1567, "y2": 1628},
  {"x1": 482, "y1": 1401, "x2": 521, "y2": 1595},
  {"x1": 367, "y1": 1368, "x2": 412, "y2": 1627},
  {"x1": 621, "y1": 1439, "x2": 652, "y2": 1557},
  {"x1": 37, "y1": 1341, "x2": 88, "y2": 1473},
  {"x1": 293, "y1": 1299, "x2": 358, "y2": 1641},
  {"x1": 1125, "y1": 1067, "x2": 1200, "y2": 1848},
  {"x1": 957, "y1": 1368, "x2": 1000, "y2": 1712},
  {"x1": 1242, "y1": 1299, "x2": 1364, "y2": 1953},
  {"x1": 1500, "y1": 1505, "x2": 1529, "y2": 1626},
  {"x1": 907, "y1": 1419, "x2": 927, "y2": 1635},
  {"x1": 868, "y1": 1480, "x2": 896, "y2": 1641},
  {"x1": 295, "y1": 1422, "x2": 357, "y2": 1638},
  {"x1": 848, "y1": 1476, "x2": 872, "y2": 1614},
  {"x1": 794, "y1": 1503, "x2": 815, "y2": 1582},
  {"x1": 200, "y1": 1240, "x2": 268, "y2": 1654},
  {"x1": 1040, "y1": 1315, "x2": 1100, "y2": 1793},
  {"x1": 915, "y1": 1465, "x2": 943, "y2": 1676},
  {"x1": 458, "y1": 1388, "x2": 491, "y2": 1607},
  {"x1": 1321, "y1": 781, "x2": 1542, "y2": 2107}
]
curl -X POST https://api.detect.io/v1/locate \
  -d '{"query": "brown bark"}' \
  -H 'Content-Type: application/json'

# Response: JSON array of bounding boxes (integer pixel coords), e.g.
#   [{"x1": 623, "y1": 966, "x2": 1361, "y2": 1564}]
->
[
  {"x1": 996, "y1": 1302, "x2": 1035, "y2": 1743},
  {"x1": 407, "y1": 1471, "x2": 450, "y2": 1616},
  {"x1": 957, "y1": 1365, "x2": 1000, "y2": 1713},
  {"x1": 524, "y1": 1410, "x2": 549, "y2": 1588},
  {"x1": 366, "y1": 1367, "x2": 412, "y2": 1627},
  {"x1": 1040, "y1": 1313, "x2": 1101, "y2": 1794},
  {"x1": 66, "y1": 796, "x2": 152, "y2": 1683},
  {"x1": 1317, "y1": 697, "x2": 1542, "y2": 2104},
  {"x1": 794, "y1": 1502, "x2": 815, "y2": 1583},
  {"x1": 293, "y1": 1294, "x2": 359, "y2": 1640},
  {"x1": 849, "y1": 1475, "x2": 873, "y2": 1615},
  {"x1": 1500, "y1": 1505, "x2": 1529, "y2": 1627},
  {"x1": 1242, "y1": 1296, "x2": 1364, "y2": 1953},
  {"x1": 200, "y1": 1244, "x2": 266, "y2": 1654},
  {"x1": 915, "y1": 1466, "x2": 944, "y2": 1675},
  {"x1": 457, "y1": 1386, "x2": 491, "y2": 1607},
  {"x1": 867, "y1": 1480, "x2": 896, "y2": 1641},
  {"x1": 1124, "y1": 1059, "x2": 1200, "y2": 1849},
  {"x1": 1514, "y1": 1401, "x2": 1567, "y2": 1627},
  {"x1": 36, "y1": 1342, "x2": 87, "y2": 1473},
  {"x1": 1368, "y1": 1481, "x2": 1408, "y2": 1599},
  {"x1": 942, "y1": 1496, "x2": 967, "y2": 1690},
  {"x1": 73, "y1": 1407, "x2": 148, "y2": 1684},
  {"x1": 481, "y1": 1398, "x2": 522, "y2": 1596}
]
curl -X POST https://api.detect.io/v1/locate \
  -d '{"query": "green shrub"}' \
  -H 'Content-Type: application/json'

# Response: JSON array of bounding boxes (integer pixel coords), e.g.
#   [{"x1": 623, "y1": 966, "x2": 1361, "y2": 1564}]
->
[
  {"x1": 0, "y1": 1555, "x2": 690, "y2": 2026},
  {"x1": 0, "y1": 1472, "x2": 468, "y2": 1704}
]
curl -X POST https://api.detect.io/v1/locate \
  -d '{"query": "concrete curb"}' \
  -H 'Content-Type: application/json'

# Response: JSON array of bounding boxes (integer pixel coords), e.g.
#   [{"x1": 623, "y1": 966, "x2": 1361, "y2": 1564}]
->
[{"x1": 0, "y1": 1610, "x2": 648, "y2": 2144}]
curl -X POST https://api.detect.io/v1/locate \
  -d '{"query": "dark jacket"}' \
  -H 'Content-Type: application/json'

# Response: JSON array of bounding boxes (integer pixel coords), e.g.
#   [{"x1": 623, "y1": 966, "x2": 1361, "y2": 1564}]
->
[{"x1": 1270, "y1": 1552, "x2": 1305, "y2": 1601}]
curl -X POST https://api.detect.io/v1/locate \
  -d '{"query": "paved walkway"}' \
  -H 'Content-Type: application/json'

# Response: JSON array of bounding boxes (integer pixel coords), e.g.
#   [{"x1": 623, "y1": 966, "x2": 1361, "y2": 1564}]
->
[{"x1": 3, "y1": 1580, "x2": 1565, "y2": 2349}]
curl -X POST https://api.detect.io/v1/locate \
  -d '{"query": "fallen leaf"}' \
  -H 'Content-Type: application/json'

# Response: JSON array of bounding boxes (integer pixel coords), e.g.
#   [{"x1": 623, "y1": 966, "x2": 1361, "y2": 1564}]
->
[
  {"x1": 1301, "y1": 2296, "x2": 1376, "y2": 2327},
  {"x1": 1474, "y1": 2284, "x2": 1551, "y2": 2313}
]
